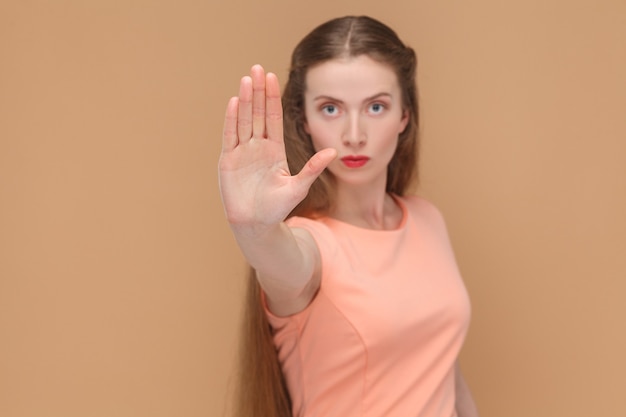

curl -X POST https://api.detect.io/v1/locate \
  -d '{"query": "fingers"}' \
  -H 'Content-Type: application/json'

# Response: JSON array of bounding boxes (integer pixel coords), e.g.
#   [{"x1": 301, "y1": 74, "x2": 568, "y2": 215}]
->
[
  {"x1": 237, "y1": 76, "x2": 253, "y2": 143},
  {"x1": 231, "y1": 65, "x2": 281, "y2": 146},
  {"x1": 295, "y1": 148, "x2": 337, "y2": 190},
  {"x1": 265, "y1": 72, "x2": 283, "y2": 142},
  {"x1": 251, "y1": 65, "x2": 266, "y2": 138},
  {"x1": 222, "y1": 96, "x2": 239, "y2": 151}
]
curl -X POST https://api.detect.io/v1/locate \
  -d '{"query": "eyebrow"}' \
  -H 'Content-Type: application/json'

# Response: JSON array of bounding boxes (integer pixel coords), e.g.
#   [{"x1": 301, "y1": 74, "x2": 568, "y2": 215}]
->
[{"x1": 312, "y1": 92, "x2": 393, "y2": 102}]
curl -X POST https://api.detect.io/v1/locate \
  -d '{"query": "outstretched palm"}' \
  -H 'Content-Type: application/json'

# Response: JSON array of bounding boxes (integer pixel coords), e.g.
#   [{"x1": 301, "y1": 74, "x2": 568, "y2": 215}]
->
[{"x1": 218, "y1": 65, "x2": 336, "y2": 228}]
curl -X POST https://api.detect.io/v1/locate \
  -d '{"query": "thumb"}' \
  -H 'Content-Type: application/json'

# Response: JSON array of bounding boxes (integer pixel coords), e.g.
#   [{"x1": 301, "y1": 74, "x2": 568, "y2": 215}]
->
[{"x1": 294, "y1": 147, "x2": 337, "y2": 189}]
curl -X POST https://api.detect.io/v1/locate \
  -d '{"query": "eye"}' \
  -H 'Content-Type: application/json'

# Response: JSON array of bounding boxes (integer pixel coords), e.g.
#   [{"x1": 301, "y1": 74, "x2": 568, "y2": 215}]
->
[
  {"x1": 321, "y1": 104, "x2": 338, "y2": 116},
  {"x1": 368, "y1": 102, "x2": 385, "y2": 114}
]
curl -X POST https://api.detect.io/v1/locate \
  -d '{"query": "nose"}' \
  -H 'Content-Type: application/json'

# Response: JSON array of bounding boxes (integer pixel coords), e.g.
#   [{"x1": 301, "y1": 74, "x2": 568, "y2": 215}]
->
[{"x1": 342, "y1": 113, "x2": 366, "y2": 147}]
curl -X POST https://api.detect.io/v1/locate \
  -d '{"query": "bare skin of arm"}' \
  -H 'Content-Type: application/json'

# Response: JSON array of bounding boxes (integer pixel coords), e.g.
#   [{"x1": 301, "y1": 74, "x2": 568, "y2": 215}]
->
[{"x1": 218, "y1": 65, "x2": 336, "y2": 316}]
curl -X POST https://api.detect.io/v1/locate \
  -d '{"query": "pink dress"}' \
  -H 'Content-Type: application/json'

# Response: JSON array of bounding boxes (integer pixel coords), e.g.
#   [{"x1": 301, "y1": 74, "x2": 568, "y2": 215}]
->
[{"x1": 264, "y1": 195, "x2": 471, "y2": 417}]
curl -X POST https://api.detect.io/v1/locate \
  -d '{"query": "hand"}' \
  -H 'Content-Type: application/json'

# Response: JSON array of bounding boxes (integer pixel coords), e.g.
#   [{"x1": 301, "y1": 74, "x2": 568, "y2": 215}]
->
[{"x1": 218, "y1": 65, "x2": 336, "y2": 229}]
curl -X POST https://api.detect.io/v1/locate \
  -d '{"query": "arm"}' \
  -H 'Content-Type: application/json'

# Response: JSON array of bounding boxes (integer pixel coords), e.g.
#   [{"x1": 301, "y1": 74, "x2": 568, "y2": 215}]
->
[
  {"x1": 455, "y1": 361, "x2": 479, "y2": 417},
  {"x1": 218, "y1": 65, "x2": 336, "y2": 316}
]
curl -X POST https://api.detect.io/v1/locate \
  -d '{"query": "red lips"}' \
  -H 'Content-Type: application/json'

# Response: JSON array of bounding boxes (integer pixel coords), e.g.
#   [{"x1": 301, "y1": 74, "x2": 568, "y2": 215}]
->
[{"x1": 340, "y1": 155, "x2": 370, "y2": 168}]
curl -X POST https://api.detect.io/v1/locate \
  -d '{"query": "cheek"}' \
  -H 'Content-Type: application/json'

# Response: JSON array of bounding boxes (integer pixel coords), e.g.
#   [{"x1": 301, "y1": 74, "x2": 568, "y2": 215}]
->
[
  {"x1": 377, "y1": 122, "x2": 402, "y2": 147},
  {"x1": 307, "y1": 123, "x2": 334, "y2": 150},
  {"x1": 386, "y1": 137, "x2": 400, "y2": 160},
  {"x1": 308, "y1": 136, "x2": 326, "y2": 154}
]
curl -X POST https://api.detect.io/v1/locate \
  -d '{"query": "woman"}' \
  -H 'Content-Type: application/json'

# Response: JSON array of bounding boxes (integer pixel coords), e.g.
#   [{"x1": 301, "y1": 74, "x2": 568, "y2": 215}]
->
[{"x1": 219, "y1": 15, "x2": 479, "y2": 417}]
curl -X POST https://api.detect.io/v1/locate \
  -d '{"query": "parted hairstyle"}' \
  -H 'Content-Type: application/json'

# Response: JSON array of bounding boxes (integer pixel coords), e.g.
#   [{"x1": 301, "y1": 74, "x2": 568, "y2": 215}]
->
[{"x1": 234, "y1": 15, "x2": 419, "y2": 417}]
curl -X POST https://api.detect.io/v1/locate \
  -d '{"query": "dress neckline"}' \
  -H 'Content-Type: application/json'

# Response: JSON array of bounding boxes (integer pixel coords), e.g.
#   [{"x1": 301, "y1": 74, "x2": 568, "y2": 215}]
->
[{"x1": 321, "y1": 194, "x2": 408, "y2": 233}]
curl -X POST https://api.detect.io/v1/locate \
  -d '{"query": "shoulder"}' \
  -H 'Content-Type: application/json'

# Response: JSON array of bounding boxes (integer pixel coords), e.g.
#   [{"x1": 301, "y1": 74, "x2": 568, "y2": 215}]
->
[
  {"x1": 286, "y1": 215, "x2": 331, "y2": 239},
  {"x1": 285, "y1": 214, "x2": 325, "y2": 229},
  {"x1": 398, "y1": 194, "x2": 446, "y2": 223},
  {"x1": 287, "y1": 213, "x2": 347, "y2": 231},
  {"x1": 397, "y1": 194, "x2": 452, "y2": 240},
  {"x1": 286, "y1": 215, "x2": 338, "y2": 255},
  {"x1": 399, "y1": 195, "x2": 457, "y2": 251}
]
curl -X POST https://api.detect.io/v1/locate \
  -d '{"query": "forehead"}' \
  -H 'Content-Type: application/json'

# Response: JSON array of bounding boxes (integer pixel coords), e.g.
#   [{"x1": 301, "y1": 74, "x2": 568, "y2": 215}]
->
[{"x1": 304, "y1": 55, "x2": 401, "y2": 99}]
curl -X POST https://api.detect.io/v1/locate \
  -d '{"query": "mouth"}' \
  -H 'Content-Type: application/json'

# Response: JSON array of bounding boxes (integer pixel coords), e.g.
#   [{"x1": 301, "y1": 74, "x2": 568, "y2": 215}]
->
[{"x1": 340, "y1": 155, "x2": 370, "y2": 168}]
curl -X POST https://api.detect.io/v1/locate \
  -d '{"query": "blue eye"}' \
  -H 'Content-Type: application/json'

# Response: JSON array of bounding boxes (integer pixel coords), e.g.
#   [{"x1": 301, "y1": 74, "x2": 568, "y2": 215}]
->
[
  {"x1": 321, "y1": 104, "x2": 338, "y2": 115},
  {"x1": 369, "y1": 103, "x2": 385, "y2": 114}
]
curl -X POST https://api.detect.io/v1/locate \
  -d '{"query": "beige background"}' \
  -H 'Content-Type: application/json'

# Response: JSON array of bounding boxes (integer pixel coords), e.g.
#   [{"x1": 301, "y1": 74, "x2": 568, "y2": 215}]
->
[{"x1": 1, "y1": 1, "x2": 625, "y2": 416}]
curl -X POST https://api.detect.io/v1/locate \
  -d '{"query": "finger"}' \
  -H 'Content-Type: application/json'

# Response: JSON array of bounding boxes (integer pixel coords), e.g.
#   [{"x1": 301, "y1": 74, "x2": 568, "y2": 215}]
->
[
  {"x1": 222, "y1": 96, "x2": 239, "y2": 152},
  {"x1": 237, "y1": 75, "x2": 253, "y2": 143},
  {"x1": 250, "y1": 65, "x2": 266, "y2": 139},
  {"x1": 294, "y1": 148, "x2": 337, "y2": 190},
  {"x1": 265, "y1": 72, "x2": 283, "y2": 142}
]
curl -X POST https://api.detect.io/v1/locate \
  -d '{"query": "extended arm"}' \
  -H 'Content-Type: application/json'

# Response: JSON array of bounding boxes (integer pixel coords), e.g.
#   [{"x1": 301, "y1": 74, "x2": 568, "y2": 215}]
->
[{"x1": 218, "y1": 65, "x2": 336, "y2": 316}]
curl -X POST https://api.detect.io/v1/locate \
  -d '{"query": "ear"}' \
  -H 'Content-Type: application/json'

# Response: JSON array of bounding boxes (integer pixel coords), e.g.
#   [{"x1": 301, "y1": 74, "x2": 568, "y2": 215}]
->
[
  {"x1": 398, "y1": 109, "x2": 409, "y2": 134},
  {"x1": 303, "y1": 119, "x2": 311, "y2": 135}
]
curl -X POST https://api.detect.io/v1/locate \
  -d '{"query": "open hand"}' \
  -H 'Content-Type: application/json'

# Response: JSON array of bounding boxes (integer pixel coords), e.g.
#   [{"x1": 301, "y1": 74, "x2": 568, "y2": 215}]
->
[{"x1": 218, "y1": 65, "x2": 336, "y2": 228}]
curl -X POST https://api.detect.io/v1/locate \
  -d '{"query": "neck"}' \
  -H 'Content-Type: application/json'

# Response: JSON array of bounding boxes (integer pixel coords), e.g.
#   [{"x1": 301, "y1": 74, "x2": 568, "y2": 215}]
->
[{"x1": 330, "y1": 182, "x2": 402, "y2": 230}]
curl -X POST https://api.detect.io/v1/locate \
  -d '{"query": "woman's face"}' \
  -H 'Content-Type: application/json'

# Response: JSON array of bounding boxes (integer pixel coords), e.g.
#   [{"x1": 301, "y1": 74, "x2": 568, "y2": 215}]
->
[{"x1": 303, "y1": 55, "x2": 408, "y2": 190}]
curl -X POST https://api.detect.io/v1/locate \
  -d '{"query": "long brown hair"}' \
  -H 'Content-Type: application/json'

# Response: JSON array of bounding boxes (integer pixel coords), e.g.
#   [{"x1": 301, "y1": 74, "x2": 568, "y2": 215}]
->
[{"x1": 234, "y1": 16, "x2": 419, "y2": 417}]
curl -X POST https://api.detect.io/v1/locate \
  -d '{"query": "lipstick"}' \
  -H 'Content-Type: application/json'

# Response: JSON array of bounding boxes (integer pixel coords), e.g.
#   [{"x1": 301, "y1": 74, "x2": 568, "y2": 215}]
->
[{"x1": 340, "y1": 155, "x2": 370, "y2": 168}]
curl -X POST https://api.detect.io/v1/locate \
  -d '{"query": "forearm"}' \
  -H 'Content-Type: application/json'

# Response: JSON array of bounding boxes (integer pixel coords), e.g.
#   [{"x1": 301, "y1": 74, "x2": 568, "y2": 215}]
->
[
  {"x1": 230, "y1": 221, "x2": 316, "y2": 297},
  {"x1": 455, "y1": 362, "x2": 479, "y2": 417}
]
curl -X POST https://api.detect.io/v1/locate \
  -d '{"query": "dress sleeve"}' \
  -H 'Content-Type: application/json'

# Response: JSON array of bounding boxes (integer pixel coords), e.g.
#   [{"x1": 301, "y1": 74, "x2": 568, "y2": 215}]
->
[{"x1": 261, "y1": 216, "x2": 337, "y2": 329}]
